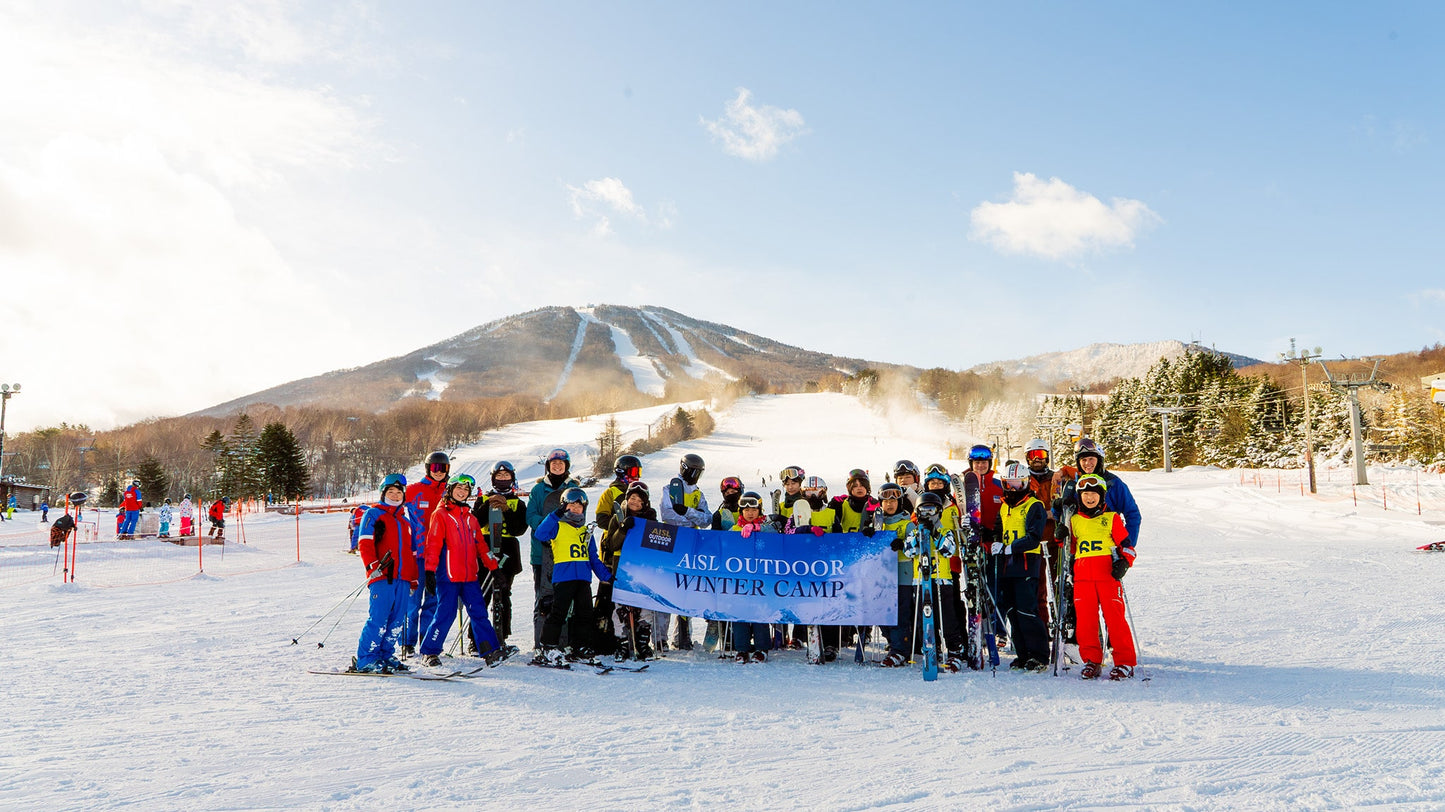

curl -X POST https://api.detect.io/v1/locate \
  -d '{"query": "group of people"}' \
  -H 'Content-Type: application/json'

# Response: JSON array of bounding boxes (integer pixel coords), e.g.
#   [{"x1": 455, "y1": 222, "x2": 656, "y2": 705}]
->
[
  {"x1": 107, "y1": 487, "x2": 222, "y2": 540},
  {"x1": 351, "y1": 439, "x2": 1143, "y2": 680}
]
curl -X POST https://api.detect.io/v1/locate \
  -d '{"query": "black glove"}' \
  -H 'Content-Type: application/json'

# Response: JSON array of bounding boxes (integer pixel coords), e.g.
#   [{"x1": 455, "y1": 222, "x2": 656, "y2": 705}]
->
[
  {"x1": 671, "y1": 502, "x2": 687, "y2": 516},
  {"x1": 862, "y1": 524, "x2": 874, "y2": 538},
  {"x1": 554, "y1": 506, "x2": 567, "y2": 517},
  {"x1": 621, "y1": 516, "x2": 635, "y2": 531},
  {"x1": 890, "y1": 538, "x2": 904, "y2": 551},
  {"x1": 424, "y1": 571, "x2": 437, "y2": 593},
  {"x1": 1111, "y1": 557, "x2": 1131, "y2": 580}
]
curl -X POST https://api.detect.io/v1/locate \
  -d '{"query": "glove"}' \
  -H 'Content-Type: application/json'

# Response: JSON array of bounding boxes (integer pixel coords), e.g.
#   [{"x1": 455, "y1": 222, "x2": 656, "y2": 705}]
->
[
  {"x1": 862, "y1": 524, "x2": 874, "y2": 538},
  {"x1": 810, "y1": 526, "x2": 825, "y2": 537},
  {"x1": 1111, "y1": 557, "x2": 1131, "y2": 580},
  {"x1": 990, "y1": 542, "x2": 1003, "y2": 556},
  {"x1": 537, "y1": 595, "x2": 553, "y2": 616},
  {"x1": 949, "y1": 555, "x2": 962, "y2": 571},
  {"x1": 481, "y1": 553, "x2": 499, "y2": 571},
  {"x1": 671, "y1": 502, "x2": 687, "y2": 516},
  {"x1": 740, "y1": 524, "x2": 753, "y2": 539},
  {"x1": 554, "y1": 506, "x2": 567, "y2": 517},
  {"x1": 890, "y1": 538, "x2": 904, "y2": 551},
  {"x1": 424, "y1": 571, "x2": 437, "y2": 593},
  {"x1": 488, "y1": 494, "x2": 508, "y2": 511},
  {"x1": 621, "y1": 516, "x2": 635, "y2": 531}
]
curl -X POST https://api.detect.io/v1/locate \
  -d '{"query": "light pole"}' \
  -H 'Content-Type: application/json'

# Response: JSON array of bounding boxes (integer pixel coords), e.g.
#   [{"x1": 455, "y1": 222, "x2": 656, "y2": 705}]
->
[
  {"x1": 1280, "y1": 339, "x2": 1322, "y2": 493},
  {"x1": 0, "y1": 383, "x2": 20, "y2": 489}
]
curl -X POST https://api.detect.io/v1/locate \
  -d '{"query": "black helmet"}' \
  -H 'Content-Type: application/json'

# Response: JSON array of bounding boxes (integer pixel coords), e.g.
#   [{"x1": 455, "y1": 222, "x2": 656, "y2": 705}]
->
[
  {"x1": 738, "y1": 491, "x2": 764, "y2": 510},
  {"x1": 559, "y1": 487, "x2": 589, "y2": 526},
  {"x1": 679, "y1": 453, "x2": 705, "y2": 485},
  {"x1": 846, "y1": 468, "x2": 870, "y2": 493},
  {"x1": 893, "y1": 460, "x2": 920, "y2": 481},
  {"x1": 425, "y1": 451, "x2": 450, "y2": 476},
  {"x1": 490, "y1": 460, "x2": 516, "y2": 489},
  {"x1": 916, "y1": 491, "x2": 944, "y2": 525},
  {"x1": 1075, "y1": 438, "x2": 1105, "y2": 472},
  {"x1": 625, "y1": 481, "x2": 651, "y2": 504},
  {"x1": 616, "y1": 454, "x2": 642, "y2": 481}
]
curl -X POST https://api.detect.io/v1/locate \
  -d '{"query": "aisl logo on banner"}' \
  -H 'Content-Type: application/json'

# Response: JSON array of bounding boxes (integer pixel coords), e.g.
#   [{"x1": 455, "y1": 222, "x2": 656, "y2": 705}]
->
[{"x1": 610, "y1": 521, "x2": 897, "y2": 625}]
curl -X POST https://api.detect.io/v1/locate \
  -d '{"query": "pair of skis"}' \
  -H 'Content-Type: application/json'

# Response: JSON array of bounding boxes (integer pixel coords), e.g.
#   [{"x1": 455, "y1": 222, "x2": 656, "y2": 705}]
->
[{"x1": 955, "y1": 472, "x2": 1000, "y2": 673}]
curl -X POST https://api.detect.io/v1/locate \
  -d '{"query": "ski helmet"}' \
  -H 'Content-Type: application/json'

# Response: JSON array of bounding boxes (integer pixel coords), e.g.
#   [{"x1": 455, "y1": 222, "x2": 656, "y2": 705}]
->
[
  {"x1": 738, "y1": 491, "x2": 764, "y2": 511},
  {"x1": 625, "y1": 481, "x2": 651, "y2": 504},
  {"x1": 425, "y1": 451, "x2": 450, "y2": 476},
  {"x1": 1024, "y1": 438, "x2": 1050, "y2": 464},
  {"x1": 380, "y1": 473, "x2": 408, "y2": 494},
  {"x1": 923, "y1": 465, "x2": 951, "y2": 494},
  {"x1": 560, "y1": 487, "x2": 589, "y2": 509},
  {"x1": 780, "y1": 466, "x2": 805, "y2": 483},
  {"x1": 183, "y1": 493, "x2": 191, "y2": 500},
  {"x1": 719, "y1": 476, "x2": 744, "y2": 496},
  {"x1": 679, "y1": 453, "x2": 705, "y2": 486},
  {"x1": 1075, "y1": 438, "x2": 1105, "y2": 468},
  {"x1": 1000, "y1": 461, "x2": 1030, "y2": 492},
  {"x1": 802, "y1": 476, "x2": 828, "y2": 498},
  {"x1": 916, "y1": 491, "x2": 944, "y2": 524},
  {"x1": 490, "y1": 460, "x2": 516, "y2": 489},
  {"x1": 615, "y1": 454, "x2": 642, "y2": 482},
  {"x1": 893, "y1": 460, "x2": 920, "y2": 482},
  {"x1": 968, "y1": 444, "x2": 993, "y2": 462},
  {"x1": 163, "y1": 498, "x2": 172, "y2": 505},
  {"x1": 450, "y1": 474, "x2": 477, "y2": 500},
  {"x1": 132, "y1": 479, "x2": 140, "y2": 487},
  {"x1": 846, "y1": 468, "x2": 870, "y2": 494},
  {"x1": 545, "y1": 448, "x2": 571, "y2": 472},
  {"x1": 878, "y1": 482, "x2": 904, "y2": 502}
]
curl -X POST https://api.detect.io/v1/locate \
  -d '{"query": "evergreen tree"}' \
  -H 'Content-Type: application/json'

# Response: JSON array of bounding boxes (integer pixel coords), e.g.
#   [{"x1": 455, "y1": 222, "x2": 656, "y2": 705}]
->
[
  {"x1": 256, "y1": 422, "x2": 311, "y2": 501},
  {"x1": 100, "y1": 478, "x2": 121, "y2": 508},
  {"x1": 673, "y1": 407, "x2": 695, "y2": 441},
  {"x1": 221, "y1": 414, "x2": 263, "y2": 499},
  {"x1": 135, "y1": 455, "x2": 171, "y2": 504},
  {"x1": 593, "y1": 415, "x2": 622, "y2": 479}
]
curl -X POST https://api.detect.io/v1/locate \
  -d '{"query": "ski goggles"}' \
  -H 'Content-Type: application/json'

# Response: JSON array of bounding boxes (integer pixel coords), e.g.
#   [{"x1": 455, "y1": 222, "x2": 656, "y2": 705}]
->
[
  {"x1": 619, "y1": 466, "x2": 641, "y2": 481},
  {"x1": 720, "y1": 477, "x2": 743, "y2": 493},
  {"x1": 626, "y1": 482, "x2": 651, "y2": 498},
  {"x1": 1077, "y1": 474, "x2": 1108, "y2": 494},
  {"x1": 925, "y1": 463, "x2": 949, "y2": 478},
  {"x1": 1026, "y1": 449, "x2": 1048, "y2": 462},
  {"x1": 1002, "y1": 477, "x2": 1028, "y2": 491},
  {"x1": 968, "y1": 445, "x2": 993, "y2": 461},
  {"x1": 427, "y1": 462, "x2": 449, "y2": 474},
  {"x1": 452, "y1": 474, "x2": 476, "y2": 489},
  {"x1": 780, "y1": 466, "x2": 805, "y2": 483},
  {"x1": 738, "y1": 494, "x2": 763, "y2": 510},
  {"x1": 878, "y1": 484, "x2": 903, "y2": 501}
]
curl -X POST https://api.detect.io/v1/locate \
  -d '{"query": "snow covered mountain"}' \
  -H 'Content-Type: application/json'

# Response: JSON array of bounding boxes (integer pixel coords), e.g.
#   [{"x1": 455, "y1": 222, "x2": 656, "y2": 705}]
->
[
  {"x1": 194, "y1": 305, "x2": 878, "y2": 416},
  {"x1": 968, "y1": 340, "x2": 1263, "y2": 387}
]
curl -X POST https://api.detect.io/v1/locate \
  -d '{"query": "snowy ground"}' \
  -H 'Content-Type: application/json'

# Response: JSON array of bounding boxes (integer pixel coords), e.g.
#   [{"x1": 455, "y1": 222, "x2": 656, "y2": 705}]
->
[{"x1": 4, "y1": 394, "x2": 1445, "y2": 810}]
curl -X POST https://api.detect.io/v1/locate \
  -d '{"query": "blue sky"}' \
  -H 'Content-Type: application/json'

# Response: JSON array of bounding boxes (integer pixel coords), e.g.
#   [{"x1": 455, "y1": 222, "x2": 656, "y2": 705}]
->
[{"x1": 2, "y1": 2, "x2": 1442, "y2": 430}]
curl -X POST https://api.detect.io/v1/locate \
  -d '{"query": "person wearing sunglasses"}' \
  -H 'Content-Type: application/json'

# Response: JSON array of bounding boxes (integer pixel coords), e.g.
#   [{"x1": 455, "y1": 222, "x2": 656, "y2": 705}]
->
[
  {"x1": 729, "y1": 492, "x2": 776, "y2": 664},
  {"x1": 398, "y1": 451, "x2": 451, "y2": 659},
  {"x1": 527, "y1": 448, "x2": 580, "y2": 651}
]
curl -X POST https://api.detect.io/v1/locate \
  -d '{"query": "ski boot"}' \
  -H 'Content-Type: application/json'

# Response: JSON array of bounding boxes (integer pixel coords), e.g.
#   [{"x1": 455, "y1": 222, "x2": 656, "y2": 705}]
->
[
  {"x1": 383, "y1": 656, "x2": 411, "y2": 673},
  {"x1": 534, "y1": 646, "x2": 567, "y2": 667},
  {"x1": 1080, "y1": 662, "x2": 1103, "y2": 680},
  {"x1": 614, "y1": 635, "x2": 633, "y2": 662},
  {"x1": 735, "y1": 651, "x2": 750, "y2": 664},
  {"x1": 635, "y1": 622, "x2": 654, "y2": 660},
  {"x1": 750, "y1": 651, "x2": 767, "y2": 663},
  {"x1": 944, "y1": 654, "x2": 964, "y2": 673},
  {"x1": 880, "y1": 651, "x2": 908, "y2": 668},
  {"x1": 420, "y1": 654, "x2": 442, "y2": 668},
  {"x1": 822, "y1": 646, "x2": 838, "y2": 663},
  {"x1": 1108, "y1": 665, "x2": 1135, "y2": 681}
]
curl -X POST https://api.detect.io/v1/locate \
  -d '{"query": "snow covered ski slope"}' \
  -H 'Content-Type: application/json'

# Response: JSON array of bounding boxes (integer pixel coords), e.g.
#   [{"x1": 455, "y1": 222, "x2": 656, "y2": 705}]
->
[{"x1": 4, "y1": 394, "x2": 1444, "y2": 809}]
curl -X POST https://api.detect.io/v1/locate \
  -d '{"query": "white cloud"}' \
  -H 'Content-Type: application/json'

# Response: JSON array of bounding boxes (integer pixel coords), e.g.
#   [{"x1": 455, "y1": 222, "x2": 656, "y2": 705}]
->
[
  {"x1": 565, "y1": 177, "x2": 674, "y2": 236},
  {"x1": 701, "y1": 88, "x2": 807, "y2": 161},
  {"x1": 1420, "y1": 289, "x2": 1445, "y2": 303},
  {"x1": 969, "y1": 172, "x2": 1160, "y2": 260}
]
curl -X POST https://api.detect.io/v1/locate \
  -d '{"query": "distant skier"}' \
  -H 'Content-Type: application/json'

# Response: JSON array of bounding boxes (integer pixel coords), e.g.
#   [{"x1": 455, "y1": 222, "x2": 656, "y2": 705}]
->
[
  {"x1": 527, "y1": 448, "x2": 579, "y2": 652},
  {"x1": 353, "y1": 474, "x2": 420, "y2": 674},
  {"x1": 120, "y1": 480, "x2": 142, "y2": 539},
  {"x1": 158, "y1": 499, "x2": 173, "y2": 539},
  {"x1": 207, "y1": 497, "x2": 228, "y2": 540},
  {"x1": 533, "y1": 488, "x2": 612, "y2": 665},
  {"x1": 40, "y1": 500, "x2": 49, "y2": 523},
  {"x1": 179, "y1": 494, "x2": 193, "y2": 536},
  {"x1": 1068, "y1": 474, "x2": 1138, "y2": 680}
]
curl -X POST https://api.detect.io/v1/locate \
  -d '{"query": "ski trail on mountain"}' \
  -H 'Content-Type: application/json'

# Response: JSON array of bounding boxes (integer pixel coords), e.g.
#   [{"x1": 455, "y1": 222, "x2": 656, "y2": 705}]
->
[{"x1": 546, "y1": 309, "x2": 589, "y2": 401}]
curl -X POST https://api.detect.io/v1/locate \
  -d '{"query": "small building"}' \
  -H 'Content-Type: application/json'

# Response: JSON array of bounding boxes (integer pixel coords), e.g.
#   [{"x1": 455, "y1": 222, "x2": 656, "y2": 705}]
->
[
  {"x1": 0, "y1": 480, "x2": 51, "y2": 511},
  {"x1": 1423, "y1": 372, "x2": 1445, "y2": 406}
]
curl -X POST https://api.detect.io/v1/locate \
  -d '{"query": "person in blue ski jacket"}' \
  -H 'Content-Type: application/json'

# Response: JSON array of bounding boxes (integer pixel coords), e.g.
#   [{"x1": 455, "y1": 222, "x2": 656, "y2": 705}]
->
[
  {"x1": 353, "y1": 474, "x2": 421, "y2": 674},
  {"x1": 533, "y1": 487, "x2": 611, "y2": 665},
  {"x1": 527, "y1": 448, "x2": 579, "y2": 649},
  {"x1": 1058, "y1": 439, "x2": 1141, "y2": 553}
]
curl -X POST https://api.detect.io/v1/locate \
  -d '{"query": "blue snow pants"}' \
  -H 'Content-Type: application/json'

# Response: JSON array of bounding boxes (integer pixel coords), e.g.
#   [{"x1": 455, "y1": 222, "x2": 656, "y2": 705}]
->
[
  {"x1": 356, "y1": 579, "x2": 410, "y2": 669},
  {"x1": 420, "y1": 571, "x2": 501, "y2": 656},
  {"x1": 121, "y1": 510, "x2": 139, "y2": 535}
]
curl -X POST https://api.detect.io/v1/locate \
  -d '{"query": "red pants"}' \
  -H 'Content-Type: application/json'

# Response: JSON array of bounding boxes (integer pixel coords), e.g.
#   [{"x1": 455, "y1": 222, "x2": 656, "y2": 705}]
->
[{"x1": 1073, "y1": 578, "x2": 1136, "y2": 667}]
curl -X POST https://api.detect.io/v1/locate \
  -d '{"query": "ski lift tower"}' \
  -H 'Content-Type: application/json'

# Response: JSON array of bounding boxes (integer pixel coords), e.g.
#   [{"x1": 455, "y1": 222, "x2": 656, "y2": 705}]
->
[
  {"x1": 1280, "y1": 339, "x2": 1323, "y2": 493},
  {"x1": 1146, "y1": 401, "x2": 1188, "y2": 473},
  {"x1": 1318, "y1": 358, "x2": 1386, "y2": 486}
]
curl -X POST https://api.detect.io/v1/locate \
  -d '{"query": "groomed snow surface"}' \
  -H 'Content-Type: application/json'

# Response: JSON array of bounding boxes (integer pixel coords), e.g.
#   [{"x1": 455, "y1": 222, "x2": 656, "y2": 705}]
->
[{"x1": 4, "y1": 394, "x2": 1445, "y2": 810}]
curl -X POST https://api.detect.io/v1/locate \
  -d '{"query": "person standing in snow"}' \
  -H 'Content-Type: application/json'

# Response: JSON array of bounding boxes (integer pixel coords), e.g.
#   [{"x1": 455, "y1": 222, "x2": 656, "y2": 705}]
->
[
  {"x1": 831, "y1": 469, "x2": 878, "y2": 653},
  {"x1": 347, "y1": 504, "x2": 367, "y2": 554},
  {"x1": 729, "y1": 492, "x2": 776, "y2": 663},
  {"x1": 120, "y1": 480, "x2": 142, "y2": 539},
  {"x1": 353, "y1": 474, "x2": 420, "y2": 674},
  {"x1": 790, "y1": 476, "x2": 842, "y2": 657},
  {"x1": 869, "y1": 482, "x2": 917, "y2": 668},
  {"x1": 207, "y1": 497, "x2": 228, "y2": 540},
  {"x1": 710, "y1": 476, "x2": 744, "y2": 531},
  {"x1": 179, "y1": 494, "x2": 193, "y2": 536},
  {"x1": 527, "y1": 448, "x2": 579, "y2": 651},
  {"x1": 401, "y1": 451, "x2": 451, "y2": 658},
  {"x1": 1068, "y1": 474, "x2": 1138, "y2": 680},
  {"x1": 661, "y1": 453, "x2": 710, "y2": 650},
  {"x1": 418, "y1": 474, "x2": 503, "y2": 667},
  {"x1": 992, "y1": 461, "x2": 1052, "y2": 672},
  {"x1": 40, "y1": 500, "x2": 49, "y2": 523},
  {"x1": 916, "y1": 468, "x2": 967, "y2": 672},
  {"x1": 158, "y1": 499, "x2": 173, "y2": 539},
  {"x1": 534, "y1": 488, "x2": 612, "y2": 665},
  {"x1": 472, "y1": 461, "x2": 528, "y2": 643},
  {"x1": 1055, "y1": 439, "x2": 1141, "y2": 554},
  {"x1": 771, "y1": 465, "x2": 807, "y2": 533},
  {"x1": 891, "y1": 460, "x2": 922, "y2": 513},
  {"x1": 600, "y1": 481, "x2": 657, "y2": 660}
]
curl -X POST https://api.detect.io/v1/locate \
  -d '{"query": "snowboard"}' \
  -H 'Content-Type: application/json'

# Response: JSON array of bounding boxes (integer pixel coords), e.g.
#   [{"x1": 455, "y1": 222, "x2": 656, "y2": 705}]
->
[
  {"x1": 667, "y1": 477, "x2": 687, "y2": 514},
  {"x1": 1418, "y1": 541, "x2": 1445, "y2": 552}
]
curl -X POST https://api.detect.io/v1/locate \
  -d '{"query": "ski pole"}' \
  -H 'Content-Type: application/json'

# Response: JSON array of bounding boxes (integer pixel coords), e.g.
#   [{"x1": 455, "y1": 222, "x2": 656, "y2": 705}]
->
[
  {"x1": 315, "y1": 585, "x2": 368, "y2": 649},
  {"x1": 1121, "y1": 582, "x2": 1144, "y2": 666},
  {"x1": 291, "y1": 577, "x2": 371, "y2": 646}
]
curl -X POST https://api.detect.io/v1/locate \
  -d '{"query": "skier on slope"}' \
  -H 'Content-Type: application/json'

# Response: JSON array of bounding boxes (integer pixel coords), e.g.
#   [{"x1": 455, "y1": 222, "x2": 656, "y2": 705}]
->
[
  {"x1": 400, "y1": 451, "x2": 451, "y2": 658},
  {"x1": 729, "y1": 492, "x2": 776, "y2": 664},
  {"x1": 993, "y1": 461, "x2": 1052, "y2": 672},
  {"x1": 418, "y1": 474, "x2": 503, "y2": 667},
  {"x1": 1068, "y1": 474, "x2": 1138, "y2": 680},
  {"x1": 179, "y1": 494, "x2": 194, "y2": 537},
  {"x1": 471, "y1": 461, "x2": 528, "y2": 643},
  {"x1": 352, "y1": 474, "x2": 420, "y2": 674},
  {"x1": 661, "y1": 453, "x2": 711, "y2": 651},
  {"x1": 527, "y1": 448, "x2": 579, "y2": 651},
  {"x1": 120, "y1": 480, "x2": 142, "y2": 539},
  {"x1": 158, "y1": 499, "x2": 173, "y2": 539},
  {"x1": 869, "y1": 482, "x2": 918, "y2": 668},
  {"x1": 601, "y1": 481, "x2": 657, "y2": 661},
  {"x1": 207, "y1": 497, "x2": 228, "y2": 540},
  {"x1": 534, "y1": 488, "x2": 613, "y2": 665}
]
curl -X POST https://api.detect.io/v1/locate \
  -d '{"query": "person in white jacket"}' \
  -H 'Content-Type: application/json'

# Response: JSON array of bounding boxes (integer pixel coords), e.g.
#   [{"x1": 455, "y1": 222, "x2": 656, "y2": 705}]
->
[{"x1": 660, "y1": 453, "x2": 710, "y2": 651}]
